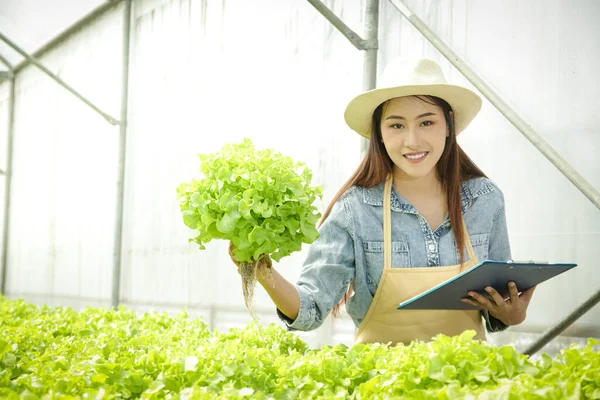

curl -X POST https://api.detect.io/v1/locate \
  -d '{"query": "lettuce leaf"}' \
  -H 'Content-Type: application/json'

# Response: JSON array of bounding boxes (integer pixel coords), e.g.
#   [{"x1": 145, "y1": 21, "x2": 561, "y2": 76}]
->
[{"x1": 177, "y1": 139, "x2": 322, "y2": 262}]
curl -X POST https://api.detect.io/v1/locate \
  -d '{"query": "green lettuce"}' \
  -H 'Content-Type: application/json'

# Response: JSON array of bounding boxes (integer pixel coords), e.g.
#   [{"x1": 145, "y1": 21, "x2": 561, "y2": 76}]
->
[
  {"x1": 177, "y1": 138, "x2": 322, "y2": 263},
  {"x1": 2, "y1": 298, "x2": 598, "y2": 399}
]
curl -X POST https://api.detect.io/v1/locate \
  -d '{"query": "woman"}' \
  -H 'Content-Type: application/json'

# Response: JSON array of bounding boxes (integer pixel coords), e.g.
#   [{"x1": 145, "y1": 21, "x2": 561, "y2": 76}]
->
[{"x1": 232, "y1": 58, "x2": 536, "y2": 345}]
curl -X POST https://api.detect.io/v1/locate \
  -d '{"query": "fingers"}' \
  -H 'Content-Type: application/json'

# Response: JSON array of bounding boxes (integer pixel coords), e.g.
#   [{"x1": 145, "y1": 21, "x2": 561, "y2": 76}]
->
[
  {"x1": 519, "y1": 285, "x2": 537, "y2": 304},
  {"x1": 461, "y1": 297, "x2": 481, "y2": 308},
  {"x1": 258, "y1": 252, "x2": 273, "y2": 267},
  {"x1": 484, "y1": 286, "x2": 506, "y2": 308},
  {"x1": 228, "y1": 242, "x2": 241, "y2": 266},
  {"x1": 258, "y1": 253, "x2": 272, "y2": 269},
  {"x1": 466, "y1": 290, "x2": 495, "y2": 310},
  {"x1": 508, "y1": 281, "x2": 519, "y2": 303},
  {"x1": 229, "y1": 242, "x2": 273, "y2": 273},
  {"x1": 461, "y1": 284, "x2": 535, "y2": 327}
]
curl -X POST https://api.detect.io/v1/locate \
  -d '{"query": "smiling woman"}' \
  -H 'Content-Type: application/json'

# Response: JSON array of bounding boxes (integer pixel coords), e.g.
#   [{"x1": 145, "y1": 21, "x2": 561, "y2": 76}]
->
[
  {"x1": 381, "y1": 97, "x2": 454, "y2": 236},
  {"x1": 371, "y1": 94, "x2": 486, "y2": 253},
  {"x1": 229, "y1": 58, "x2": 535, "y2": 346},
  {"x1": 381, "y1": 97, "x2": 448, "y2": 179}
]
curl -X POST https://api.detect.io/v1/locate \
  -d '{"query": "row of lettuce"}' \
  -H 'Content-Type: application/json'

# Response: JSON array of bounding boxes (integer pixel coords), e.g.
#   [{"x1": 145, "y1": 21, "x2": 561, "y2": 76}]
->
[{"x1": 0, "y1": 297, "x2": 598, "y2": 399}]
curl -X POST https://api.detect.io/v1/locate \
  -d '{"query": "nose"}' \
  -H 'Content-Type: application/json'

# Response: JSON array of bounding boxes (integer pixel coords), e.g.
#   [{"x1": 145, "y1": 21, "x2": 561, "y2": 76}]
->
[{"x1": 405, "y1": 126, "x2": 421, "y2": 148}]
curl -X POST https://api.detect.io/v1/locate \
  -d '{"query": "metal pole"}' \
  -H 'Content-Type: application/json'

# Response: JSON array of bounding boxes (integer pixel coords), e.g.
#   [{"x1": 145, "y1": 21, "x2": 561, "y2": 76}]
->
[
  {"x1": 111, "y1": 0, "x2": 132, "y2": 309},
  {"x1": 306, "y1": 0, "x2": 371, "y2": 50},
  {"x1": 0, "y1": 60, "x2": 15, "y2": 295},
  {"x1": 361, "y1": 0, "x2": 379, "y2": 156},
  {"x1": 306, "y1": 1, "x2": 379, "y2": 155},
  {"x1": 523, "y1": 288, "x2": 600, "y2": 356},
  {"x1": 0, "y1": 31, "x2": 119, "y2": 126},
  {"x1": 0, "y1": 53, "x2": 12, "y2": 77},
  {"x1": 388, "y1": 0, "x2": 600, "y2": 211}
]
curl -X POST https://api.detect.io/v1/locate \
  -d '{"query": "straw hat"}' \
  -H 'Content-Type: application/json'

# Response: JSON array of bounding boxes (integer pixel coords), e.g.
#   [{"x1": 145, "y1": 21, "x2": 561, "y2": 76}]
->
[{"x1": 344, "y1": 58, "x2": 482, "y2": 139}]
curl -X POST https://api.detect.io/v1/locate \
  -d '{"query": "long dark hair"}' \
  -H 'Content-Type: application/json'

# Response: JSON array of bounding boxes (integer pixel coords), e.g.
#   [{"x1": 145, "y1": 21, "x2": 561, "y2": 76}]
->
[{"x1": 322, "y1": 95, "x2": 487, "y2": 316}]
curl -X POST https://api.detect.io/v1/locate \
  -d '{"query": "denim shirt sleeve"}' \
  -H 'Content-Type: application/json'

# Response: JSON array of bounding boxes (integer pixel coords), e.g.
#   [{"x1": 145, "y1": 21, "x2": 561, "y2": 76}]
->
[
  {"x1": 483, "y1": 189, "x2": 511, "y2": 333},
  {"x1": 488, "y1": 192, "x2": 511, "y2": 263},
  {"x1": 277, "y1": 194, "x2": 356, "y2": 331}
]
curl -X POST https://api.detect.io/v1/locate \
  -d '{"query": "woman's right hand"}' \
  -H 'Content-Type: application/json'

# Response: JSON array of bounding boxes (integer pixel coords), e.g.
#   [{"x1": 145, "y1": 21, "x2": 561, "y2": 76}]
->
[
  {"x1": 228, "y1": 242, "x2": 300, "y2": 321},
  {"x1": 228, "y1": 242, "x2": 273, "y2": 284}
]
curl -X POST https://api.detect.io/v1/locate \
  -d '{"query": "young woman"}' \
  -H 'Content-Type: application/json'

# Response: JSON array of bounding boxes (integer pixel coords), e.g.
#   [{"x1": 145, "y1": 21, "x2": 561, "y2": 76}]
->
[{"x1": 231, "y1": 58, "x2": 536, "y2": 345}]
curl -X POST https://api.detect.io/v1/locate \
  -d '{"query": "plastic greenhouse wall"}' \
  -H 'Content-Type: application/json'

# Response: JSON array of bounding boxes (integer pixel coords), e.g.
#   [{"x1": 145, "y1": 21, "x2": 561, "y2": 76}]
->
[{"x1": 0, "y1": 0, "x2": 598, "y2": 354}]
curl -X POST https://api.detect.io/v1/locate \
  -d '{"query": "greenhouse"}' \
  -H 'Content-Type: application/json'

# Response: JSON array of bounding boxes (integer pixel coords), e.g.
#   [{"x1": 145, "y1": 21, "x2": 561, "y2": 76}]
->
[{"x1": 0, "y1": 0, "x2": 598, "y2": 398}]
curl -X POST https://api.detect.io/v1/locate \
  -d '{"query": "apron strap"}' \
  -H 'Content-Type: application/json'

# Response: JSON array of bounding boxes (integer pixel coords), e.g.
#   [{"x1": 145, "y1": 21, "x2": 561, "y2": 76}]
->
[
  {"x1": 383, "y1": 174, "x2": 477, "y2": 270},
  {"x1": 461, "y1": 218, "x2": 477, "y2": 269},
  {"x1": 383, "y1": 175, "x2": 393, "y2": 270}
]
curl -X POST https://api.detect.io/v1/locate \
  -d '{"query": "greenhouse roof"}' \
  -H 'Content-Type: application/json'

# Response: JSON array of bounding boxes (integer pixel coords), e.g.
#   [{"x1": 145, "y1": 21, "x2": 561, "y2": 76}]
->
[{"x1": 0, "y1": 0, "x2": 105, "y2": 71}]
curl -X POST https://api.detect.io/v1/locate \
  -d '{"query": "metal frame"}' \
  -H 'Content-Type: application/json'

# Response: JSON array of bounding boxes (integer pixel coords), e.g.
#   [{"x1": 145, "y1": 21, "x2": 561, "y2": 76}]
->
[
  {"x1": 307, "y1": 0, "x2": 377, "y2": 155},
  {"x1": 0, "y1": 32, "x2": 119, "y2": 125},
  {"x1": 0, "y1": 0, "x2": 596, "y2": 352},
  {"x1": 0, "y1": 0, "x2": 131, "y2": 310},
  {"x1": 307, "y1": 0, "x2": 376, "y2": 51},
  {"x1": 111, "y1": 0, "x2": 133, "y2": 309},
  {"x1": 0, "y1": 53, "x2": 14, "y2": 295},
  {"x1": 523, "y1": 288, "x2": 600, "y2": 355}
]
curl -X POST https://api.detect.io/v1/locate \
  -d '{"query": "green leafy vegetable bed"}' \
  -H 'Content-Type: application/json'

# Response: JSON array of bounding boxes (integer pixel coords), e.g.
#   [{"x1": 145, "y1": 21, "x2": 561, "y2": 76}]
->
[{"x1": 1, "y1": 298, "x2": 598, "y2": 399}]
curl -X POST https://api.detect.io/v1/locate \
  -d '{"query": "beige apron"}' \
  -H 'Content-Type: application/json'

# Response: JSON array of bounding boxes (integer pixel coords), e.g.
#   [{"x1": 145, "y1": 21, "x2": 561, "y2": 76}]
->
[{"x1": 354, "y1": 175, "x2": 486, "y2": 345}]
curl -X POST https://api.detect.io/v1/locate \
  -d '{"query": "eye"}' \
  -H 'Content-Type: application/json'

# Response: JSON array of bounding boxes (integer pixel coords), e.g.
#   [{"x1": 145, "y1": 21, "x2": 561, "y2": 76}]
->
[
  {"x1": 421, "y1": 120, "x2": 434, "y2": 127},
  {"x1": 390, "y1": 123, "x2": 404, "y2": 129}
]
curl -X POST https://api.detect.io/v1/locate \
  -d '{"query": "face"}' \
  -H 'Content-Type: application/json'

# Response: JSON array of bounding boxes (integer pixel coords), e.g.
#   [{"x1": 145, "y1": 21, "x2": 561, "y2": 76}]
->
[{"x1": 380, "y1": 96, "x2": 449, "y2": 182}]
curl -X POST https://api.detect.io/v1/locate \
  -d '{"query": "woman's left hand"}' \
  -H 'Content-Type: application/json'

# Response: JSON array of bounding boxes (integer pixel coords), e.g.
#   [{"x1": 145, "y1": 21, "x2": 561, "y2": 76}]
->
[{"x1": 461, "y1": 282, "x2": 536, "y2": 326}]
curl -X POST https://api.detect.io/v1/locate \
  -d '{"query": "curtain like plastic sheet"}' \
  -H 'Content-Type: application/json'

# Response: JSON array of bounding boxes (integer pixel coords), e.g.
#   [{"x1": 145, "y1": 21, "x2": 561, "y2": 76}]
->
[
  {"x1": 0, "y1": 6, "x2": 123, "y2": 308},
  {"x1": 0, "y1": 0, "x2": 598, "y2": 350}
]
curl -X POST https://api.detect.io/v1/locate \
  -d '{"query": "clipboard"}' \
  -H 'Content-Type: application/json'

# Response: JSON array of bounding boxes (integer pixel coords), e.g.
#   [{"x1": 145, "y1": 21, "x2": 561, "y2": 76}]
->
[{"x1": 397, "y1": 260, "x2": 577, "y2": 310}]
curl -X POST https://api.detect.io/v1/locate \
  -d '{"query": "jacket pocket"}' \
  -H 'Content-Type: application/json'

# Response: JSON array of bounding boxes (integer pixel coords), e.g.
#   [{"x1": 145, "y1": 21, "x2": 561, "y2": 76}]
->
[
  {"x1": 456, "y1": 233, "x2": 490, "y2": 262},
  {"x1": 363, "y1": 241, "x2": 410, "y2": 296}
]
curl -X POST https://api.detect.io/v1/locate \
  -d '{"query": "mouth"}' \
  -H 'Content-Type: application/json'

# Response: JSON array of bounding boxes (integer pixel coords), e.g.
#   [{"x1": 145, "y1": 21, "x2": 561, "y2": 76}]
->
[{"x1": 403, "y1": 151, "x2": 429, "y2": 163}]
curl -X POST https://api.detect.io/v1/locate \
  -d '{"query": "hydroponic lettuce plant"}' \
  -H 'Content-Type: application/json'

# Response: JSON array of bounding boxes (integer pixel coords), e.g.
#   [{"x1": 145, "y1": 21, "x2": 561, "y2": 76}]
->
[
  {"x1": 2, "y1": 298, "x2": 599, "y2": 399},
  {"x1": 177, "y1": 138, "x2": 322, "y2": 315}
]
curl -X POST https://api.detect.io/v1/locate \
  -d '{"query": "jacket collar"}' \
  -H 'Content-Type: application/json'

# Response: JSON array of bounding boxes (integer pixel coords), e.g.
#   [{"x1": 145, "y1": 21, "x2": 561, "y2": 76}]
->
[{"x1": 362, "y1": 177, "x2": 495, "y2": 214}]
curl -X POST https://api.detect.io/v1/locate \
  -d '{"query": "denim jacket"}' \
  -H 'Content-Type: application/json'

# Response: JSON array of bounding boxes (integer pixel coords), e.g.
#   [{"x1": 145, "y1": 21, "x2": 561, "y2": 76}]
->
[{"x1": 278, "y1": 177, "x2": 510, "y2": 333}]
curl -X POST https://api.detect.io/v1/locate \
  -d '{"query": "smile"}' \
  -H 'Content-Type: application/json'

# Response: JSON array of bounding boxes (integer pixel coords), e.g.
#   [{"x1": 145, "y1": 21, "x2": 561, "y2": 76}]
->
[{"x1": 403, "y1": 152, "x2": 428, "y2": 163}]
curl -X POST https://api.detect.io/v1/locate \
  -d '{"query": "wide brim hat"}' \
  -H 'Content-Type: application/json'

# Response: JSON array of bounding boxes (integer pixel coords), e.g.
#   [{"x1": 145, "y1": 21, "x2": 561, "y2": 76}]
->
[{"x1": 344, "y1": 58, "x2": 482, "y2": 139}]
